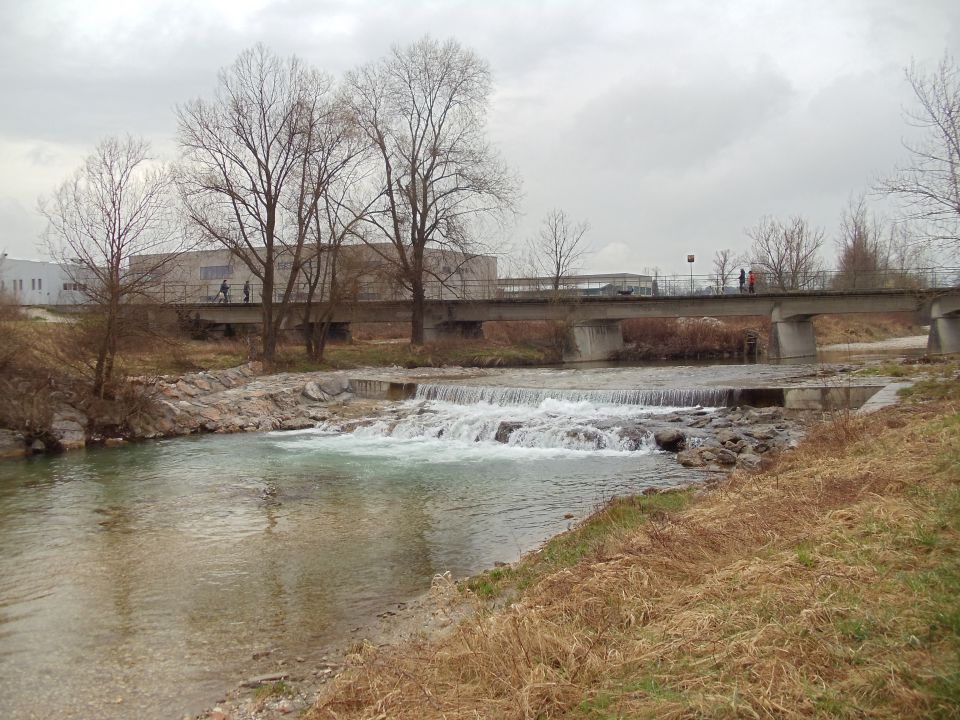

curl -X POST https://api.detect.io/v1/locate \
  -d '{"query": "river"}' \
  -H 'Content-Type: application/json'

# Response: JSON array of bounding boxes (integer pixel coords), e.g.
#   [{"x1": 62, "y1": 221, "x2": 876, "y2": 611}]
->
[{"x1": 0, "y1": 389, "x2": 714, "y2": 720}]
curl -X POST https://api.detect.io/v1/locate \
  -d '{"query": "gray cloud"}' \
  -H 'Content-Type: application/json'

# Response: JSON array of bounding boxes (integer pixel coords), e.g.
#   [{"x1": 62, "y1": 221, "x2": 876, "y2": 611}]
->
[{"x1": 1, "y1": 0, "x2": 958, "y2": 270}]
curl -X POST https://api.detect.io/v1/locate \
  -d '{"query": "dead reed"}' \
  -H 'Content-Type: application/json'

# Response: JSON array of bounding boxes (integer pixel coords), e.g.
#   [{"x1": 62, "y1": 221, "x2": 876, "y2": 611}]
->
[{"x1": 619, "y1": 317, "x2": 769, "y2": 360}]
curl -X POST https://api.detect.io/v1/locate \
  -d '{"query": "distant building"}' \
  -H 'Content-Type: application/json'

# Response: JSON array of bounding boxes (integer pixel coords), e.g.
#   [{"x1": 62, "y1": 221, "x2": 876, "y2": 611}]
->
[
  {"x1": 0, "y1": 257, "x2": 88, "y2": 306},
  {"x1": 498, "y1": 273, "x2": 654, "y2": 298},
  {"x1": 129, "y1": 243, "x2": 498, "y2": 303}
]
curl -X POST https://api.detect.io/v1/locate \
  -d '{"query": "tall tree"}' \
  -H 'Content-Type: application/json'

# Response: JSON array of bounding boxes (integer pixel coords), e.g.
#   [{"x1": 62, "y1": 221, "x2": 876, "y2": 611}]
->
[
  {"x1": 40, "y1": 136, "x2": 181, "y2": 397},
  {"x1": 747, "y1": 215, "x2": 824, "y2": 290},
  {"x1": 346, "y1": 36, "x2": 519, "y2": 344},
  {"x1": 176, "y1": 44, "x2": 348, "y2": 361},
  {"x1": 524, "y1": 209, "x2": 590, "y2": 292},
  {"x1": 880, "y1": 54, "x2": 960, "y2": 258}
]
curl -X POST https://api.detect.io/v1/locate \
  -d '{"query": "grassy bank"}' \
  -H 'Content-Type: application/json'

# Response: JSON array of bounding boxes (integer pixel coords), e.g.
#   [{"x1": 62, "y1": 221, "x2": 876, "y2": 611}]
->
[{"x1": 306, "y1": 369, "x2": 960, "y2": 719}]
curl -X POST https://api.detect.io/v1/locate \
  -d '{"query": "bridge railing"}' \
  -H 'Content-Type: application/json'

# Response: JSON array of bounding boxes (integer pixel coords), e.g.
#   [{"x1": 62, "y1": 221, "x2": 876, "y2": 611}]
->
[{"x1": 141, "y1": 267, "x2": 960, "y2": 305}]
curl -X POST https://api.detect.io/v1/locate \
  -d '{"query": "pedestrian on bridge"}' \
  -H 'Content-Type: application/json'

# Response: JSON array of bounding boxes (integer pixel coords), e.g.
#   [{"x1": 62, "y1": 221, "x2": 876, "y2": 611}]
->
[
  {"x1": 748, "y1": 270, "x2": 756, "y2": 294},
  {"x1": 243, "y1": 280, "x2": 250, "y2": 304},
  {"x1": 738, "y1": 268, "x2": 746, "y2": 294},
  {"x1": 218, "y1": 280, "x2": 230, "y2": 304}
]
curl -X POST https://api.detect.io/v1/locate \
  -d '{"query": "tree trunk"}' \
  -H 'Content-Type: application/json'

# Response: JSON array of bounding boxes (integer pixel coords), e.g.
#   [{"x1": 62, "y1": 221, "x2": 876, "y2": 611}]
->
[{"x1": 410, "y1": 276, "x2": 425, "y2": 345}]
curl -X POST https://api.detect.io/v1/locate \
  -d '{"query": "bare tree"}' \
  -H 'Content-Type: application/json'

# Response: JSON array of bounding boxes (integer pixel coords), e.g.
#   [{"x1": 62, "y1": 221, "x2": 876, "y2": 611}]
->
[
  {"x1": 523, "y1": 209, "x2": 590, "y2": 292},
  {"x1": 346, "y1": 36, "x2": 519, "y2": 345},
  {"x1": 711, "y1": 249, "x2": 739, "y2": 292},
  {"x1": 299, "y1": 150, "x2": 371, "y2": 360},
  {"x1": 835, "y1": 195, "x2": 889, "y2": 288},
  {"x1": 879, "y1": 54, "x2": 960, "y2": 258},
  {"x1": 176, "y1": 44, "x2": 350, "y2": 361},
  {"x1": 40, "y1": 136, "x2": 181, "y2": 397},
  {"x1": 747, "y1": 215, "x2": 824, "y2": 290}
]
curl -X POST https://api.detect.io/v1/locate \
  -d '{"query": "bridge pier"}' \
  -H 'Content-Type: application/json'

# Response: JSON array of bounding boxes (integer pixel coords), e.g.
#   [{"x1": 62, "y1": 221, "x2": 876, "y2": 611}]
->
[
  {"x1": 768, "y1": 312, "x2": 817, "y2": 361},
  {"x1": 423, "y1": 320, "x2": 484, "y2": 342},
  {"x1": 564, "y1": 320, "x2": 624, "y2": 362},
  {"x1": 928, "y1": 297, "x2": 960, "y2": 355}
]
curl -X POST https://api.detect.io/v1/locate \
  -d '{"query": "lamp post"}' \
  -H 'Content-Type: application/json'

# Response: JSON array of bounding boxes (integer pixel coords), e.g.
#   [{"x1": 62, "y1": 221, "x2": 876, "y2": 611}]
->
[{"x1": 687, "y1": 254, "x2": 695, "y2": 294}]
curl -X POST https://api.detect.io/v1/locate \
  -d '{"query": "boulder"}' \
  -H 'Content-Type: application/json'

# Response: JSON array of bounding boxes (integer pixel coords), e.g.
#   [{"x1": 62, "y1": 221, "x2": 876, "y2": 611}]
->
[
  {"x1": 715, "y1": 429, "x2": 741, "y2": 445},
  {"x1": 51, "y1": 409, "x2": 87, "y2": 450},
  {"x1": 495, "y1": 421, "x2": 522, "y2": 443},
  {"x1": 712, "y1": 447, "x2": 738, "y2": 465},
  {"x1": 318, "y1": 376, "x2": 350, "y2": 397},
  {"x1": 745, "y1": 425, "x2": 777, "y2": 441},
  {"x1": 301, "y1": 382, "x2": 329, "y2": 402},
  {"x1": 654, "y1": 428, "x2": 686, "y2": 451}
]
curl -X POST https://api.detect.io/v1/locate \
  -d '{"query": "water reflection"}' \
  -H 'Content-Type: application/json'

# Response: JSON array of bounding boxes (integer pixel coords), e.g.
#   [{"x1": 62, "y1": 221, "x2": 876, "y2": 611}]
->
[{"x1": 0, "y1": 429, "x2": 702, "y2": 719}]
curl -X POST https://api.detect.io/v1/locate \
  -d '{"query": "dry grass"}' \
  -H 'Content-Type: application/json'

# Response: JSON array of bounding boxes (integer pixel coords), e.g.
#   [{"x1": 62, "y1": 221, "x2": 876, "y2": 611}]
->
[
  {"x1": 814, "y1": 312, "x2": 924, "y2": 346},
  {"x1": 307, "y1": 394, "x2": 960, "y2": 719},
  {"x1": 619, "y1": 317, "x2": 769, "y2": 360}
]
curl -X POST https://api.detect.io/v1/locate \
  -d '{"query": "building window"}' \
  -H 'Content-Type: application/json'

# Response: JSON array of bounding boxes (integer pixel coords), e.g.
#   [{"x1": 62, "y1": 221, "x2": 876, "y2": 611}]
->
[
  {"x1": 37, "y1": 278, "x2": 42, "y2": 291},
  {"x1": 31, "y1": 279, "x2": 36, "y2": 290},
  {"x1": 200, "y1": 265, "x2": 233, "y2": 280}
]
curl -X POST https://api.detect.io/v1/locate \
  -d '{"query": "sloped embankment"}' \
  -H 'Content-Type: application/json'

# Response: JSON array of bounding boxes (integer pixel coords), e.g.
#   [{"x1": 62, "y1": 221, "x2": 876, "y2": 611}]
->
[{"x1": 306, "y1": 390, "x2": 960, "y2": 719}]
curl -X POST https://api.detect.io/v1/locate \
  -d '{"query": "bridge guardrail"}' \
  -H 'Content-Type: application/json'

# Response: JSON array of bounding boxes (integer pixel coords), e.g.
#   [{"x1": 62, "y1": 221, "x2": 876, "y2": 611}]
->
[{"x1": 146, "y1": 267, "x2": 959, "y2": 305}]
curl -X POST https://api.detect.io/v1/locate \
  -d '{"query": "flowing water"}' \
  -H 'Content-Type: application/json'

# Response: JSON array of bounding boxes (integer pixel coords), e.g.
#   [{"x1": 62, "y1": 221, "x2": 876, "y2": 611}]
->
[{"x1": 0, "y1": 393, "x2": 709, "y2": 720}]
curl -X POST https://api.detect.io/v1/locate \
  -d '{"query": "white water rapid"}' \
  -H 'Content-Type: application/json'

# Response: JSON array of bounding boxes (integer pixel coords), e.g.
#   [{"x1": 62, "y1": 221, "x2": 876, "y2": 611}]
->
[{"x1": 311, "y1": 383, "x2": 725, "y2": 455}]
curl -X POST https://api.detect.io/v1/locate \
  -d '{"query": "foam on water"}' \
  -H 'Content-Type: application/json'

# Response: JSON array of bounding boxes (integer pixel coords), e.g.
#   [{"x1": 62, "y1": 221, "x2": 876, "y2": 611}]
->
[{"x1": 279, "y1": 393, "x2": 718, "y2": 457}]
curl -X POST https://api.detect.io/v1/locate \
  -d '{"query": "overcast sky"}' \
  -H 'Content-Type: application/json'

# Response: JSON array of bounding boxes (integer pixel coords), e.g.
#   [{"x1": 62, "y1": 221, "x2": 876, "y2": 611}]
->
[{"x1": 1, "y1": 0, "x2": 958, "y2": 275}]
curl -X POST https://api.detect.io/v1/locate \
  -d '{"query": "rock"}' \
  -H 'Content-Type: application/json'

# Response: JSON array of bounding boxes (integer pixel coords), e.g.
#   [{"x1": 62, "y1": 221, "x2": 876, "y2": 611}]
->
[
  {"x1": 318, "y1": 376, "x2": 350, "y2": 397},
  {"x1": 104, "y1": 438, "x2": 126, "y2": 447},
  {"x1": 745, "y1": 425, "x2": 777, "y2": 441},
  {"x1": 495, "y1": 421, "x2": 522, "y2": 443},
  {"x1": 654, "y1": 428, "x2": 686, "y2": 451},
  {"x1": 241, "y1": 672, "x2": 289, "y2": 688},
  {"x1": 676, "y1": 448, "x2": 705, "y2": 467},
  {"x1": 30, "y1": 439, "x2": 46, "y2": 454},
  {"x1": 566, "y1": 428, "x2": 604, "y2": 448},
  {"x1": 176, "y1": 380, "x2": 200, "y2": 397},
  {"x1": 51, "y1": 409, "x2": 87, "y2": 450},
  {"x1": 617, "y1": 426, "x2": 648, "y2": 451},
  {"x1": 301, "y1": 381, "x2": 329, "y2": 402},
  {"x1": 0, "y1": 429, "x2": 27, "y2": 460},
  {"x1": 737, "y1": 452, "x2": 762, "y2": 469},
  {"x1": 712, "y1": 447, "x2": 738, "y2": 465},
  {"x1": 687, "y1": 416, "x2": 711, "y2": 428},
  {"x1": 715, "y1": 429, "x2": 741, "y2": 445}
]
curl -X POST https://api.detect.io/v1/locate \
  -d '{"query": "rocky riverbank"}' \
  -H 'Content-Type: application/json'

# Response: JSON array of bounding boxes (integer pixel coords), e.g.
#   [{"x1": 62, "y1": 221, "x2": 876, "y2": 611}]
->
[{"x1": 2, "y1": 362, "x2": 816, "y2": 471}]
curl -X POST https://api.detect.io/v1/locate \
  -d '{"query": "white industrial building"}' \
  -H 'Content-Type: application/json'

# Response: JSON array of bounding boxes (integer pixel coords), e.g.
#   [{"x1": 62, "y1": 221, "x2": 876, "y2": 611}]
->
[{"x1": 0, "y1": 257, "x2": 88, "y2": 306}]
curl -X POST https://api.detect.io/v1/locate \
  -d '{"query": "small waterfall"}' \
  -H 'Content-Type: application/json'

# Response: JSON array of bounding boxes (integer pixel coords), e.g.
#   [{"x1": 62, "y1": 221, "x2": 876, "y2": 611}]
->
[{"x1": 414, "y1": 383, "x2": 732, "y2": 408}]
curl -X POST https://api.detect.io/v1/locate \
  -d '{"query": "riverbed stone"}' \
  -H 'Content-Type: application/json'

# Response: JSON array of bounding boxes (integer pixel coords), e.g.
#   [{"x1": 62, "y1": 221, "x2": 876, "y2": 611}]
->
[
  {"x1": 677, "y1": 448, "x2": 705, "y2": 467},
  {"x1": 745, "y1": 425, "x2": 777, "y2": 441},
  {"x1": 495, "y1": 421, "x2": 522, "y2": 443},
  {"x1": 715, "y1": 428, "x2": 741, "y2": 445},
  {"x1": 654, "y1": 428, "x2": 686, "y2": 451}
]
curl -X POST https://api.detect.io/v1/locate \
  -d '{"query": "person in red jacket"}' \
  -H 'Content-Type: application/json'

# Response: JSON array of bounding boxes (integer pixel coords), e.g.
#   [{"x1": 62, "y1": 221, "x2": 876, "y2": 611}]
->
[{"x1": 748, "y1": 270, "x2": 756, "y2": 294}]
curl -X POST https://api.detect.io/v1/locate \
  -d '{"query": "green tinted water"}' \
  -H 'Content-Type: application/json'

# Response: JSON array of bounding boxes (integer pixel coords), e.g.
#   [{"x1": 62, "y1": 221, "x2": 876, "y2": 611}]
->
[{"x1": 0, "y1": 426, "x2": 700, "y2": 719}]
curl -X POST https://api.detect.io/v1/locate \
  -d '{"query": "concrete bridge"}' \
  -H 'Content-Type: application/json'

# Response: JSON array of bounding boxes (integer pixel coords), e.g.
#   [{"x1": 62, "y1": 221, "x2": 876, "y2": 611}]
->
[{"x1": 172, "y1": 287, "x2": 960, "y2": 361}]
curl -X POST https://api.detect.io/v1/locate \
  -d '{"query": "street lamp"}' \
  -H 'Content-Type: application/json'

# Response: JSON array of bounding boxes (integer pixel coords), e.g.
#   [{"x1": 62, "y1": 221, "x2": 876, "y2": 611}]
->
[{"x1": 687, "y1": 254, "x2": 695, "y2": 294}]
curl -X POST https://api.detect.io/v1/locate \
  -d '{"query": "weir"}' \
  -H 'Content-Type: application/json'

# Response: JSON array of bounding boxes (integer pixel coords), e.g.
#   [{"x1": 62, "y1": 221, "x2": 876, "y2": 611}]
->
[{"x1": 413, "y1": 382, "x2": 733, "y2": 407}]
